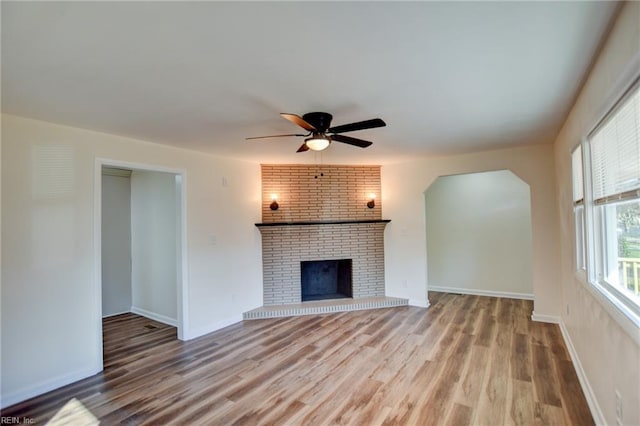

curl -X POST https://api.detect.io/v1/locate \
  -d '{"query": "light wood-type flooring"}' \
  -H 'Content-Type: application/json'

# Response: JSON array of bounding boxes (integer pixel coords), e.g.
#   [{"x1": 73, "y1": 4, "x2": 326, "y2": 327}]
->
[{"x1": 2, "y1": 292, "x2": 592, "y2": 425}]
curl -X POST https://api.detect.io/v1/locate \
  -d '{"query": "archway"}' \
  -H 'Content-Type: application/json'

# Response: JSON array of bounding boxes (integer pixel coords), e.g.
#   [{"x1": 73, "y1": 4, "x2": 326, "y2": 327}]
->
[{"x1": 424, "y1": 170, "x2": 533, "y2": 298}]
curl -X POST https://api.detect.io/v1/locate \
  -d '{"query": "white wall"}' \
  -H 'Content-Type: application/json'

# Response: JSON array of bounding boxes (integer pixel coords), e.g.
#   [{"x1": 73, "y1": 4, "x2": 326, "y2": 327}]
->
[
  {"x1": 130, "y1": 170, "x2": 177, "y2": 324},
  {"x1": 0, "y1": 114, "x2": 263, "y2": 408},
  {"x1": 382, "y1": 144, "x2": 558, "y2": 314},
  {"x1": 553, "y1": 2, "x2": 640, "y2": 425},
  {"x1": 101, "y1": 172, "x2": 132, "y2": 317},
  {"x1": 425, "y1": 170, "x2": 533, "y2": 298}
]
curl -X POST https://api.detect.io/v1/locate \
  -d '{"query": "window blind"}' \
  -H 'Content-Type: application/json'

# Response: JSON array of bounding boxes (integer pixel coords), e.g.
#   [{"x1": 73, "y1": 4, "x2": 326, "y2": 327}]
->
[{"x1": 590, "y1": 83, "x2": 640, "y2": 204}]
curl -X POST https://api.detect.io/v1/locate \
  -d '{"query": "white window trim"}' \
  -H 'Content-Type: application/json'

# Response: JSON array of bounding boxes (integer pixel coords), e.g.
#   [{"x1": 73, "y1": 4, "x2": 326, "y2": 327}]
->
[
  {"x1": 571, "y1": 145, "x2": 586, "y2": 272},
  {"x1": 580, "y1": 70, "x2": 640, "y2": 340},
  {"x1": 582, "y1": 139, "x2": 640, "y2": 344}
]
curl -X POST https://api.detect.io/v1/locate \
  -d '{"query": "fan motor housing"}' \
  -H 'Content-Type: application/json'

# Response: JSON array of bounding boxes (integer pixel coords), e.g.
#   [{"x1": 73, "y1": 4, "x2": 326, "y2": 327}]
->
[{"x1": 302, "y1": 112, "x2": 333, "y2": 132}]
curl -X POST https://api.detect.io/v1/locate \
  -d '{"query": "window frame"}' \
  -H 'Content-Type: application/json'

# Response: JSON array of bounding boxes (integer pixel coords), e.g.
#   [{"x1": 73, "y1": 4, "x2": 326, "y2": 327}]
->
[
  {"x1": 571, "y1": 145, "x2": 586, "y2": 272},
  {"x1": 582, "y1": 76, "x2": 640, "y2": 327}
]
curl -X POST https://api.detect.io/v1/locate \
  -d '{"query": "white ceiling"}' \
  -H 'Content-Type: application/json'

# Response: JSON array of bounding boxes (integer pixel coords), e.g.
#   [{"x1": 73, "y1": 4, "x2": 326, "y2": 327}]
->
[{"x1": 1, "y1": 1, "x2": 619, "y2": 165}]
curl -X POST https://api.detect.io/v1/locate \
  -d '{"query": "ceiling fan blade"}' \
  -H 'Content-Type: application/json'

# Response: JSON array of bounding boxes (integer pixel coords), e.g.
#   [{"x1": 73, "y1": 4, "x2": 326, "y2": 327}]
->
[
  {"x1": 281, "y1": 113, "x2": 317, "y2": 132},
  {"x1": 296, "y1": 143, "x2": 310, "y2": 153},
  {"x1": 328, "y1": 118, "x2": 386, "y2": 134},
  {"x1": 331, "y1": 134, "x2": 373, "y2": 148},
  {"x1": 245, "y1": 133, "x2": 306, "y2": 140}
]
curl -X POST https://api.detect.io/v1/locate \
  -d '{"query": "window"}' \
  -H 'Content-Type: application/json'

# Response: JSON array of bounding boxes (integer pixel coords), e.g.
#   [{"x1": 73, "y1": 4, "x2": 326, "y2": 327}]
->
[
  {"x1": 572, "y1": 145, "x2": 586, "y2": 270},
  {"x1": 586, "y1": 79, "x2": 640, "y2": 316}
]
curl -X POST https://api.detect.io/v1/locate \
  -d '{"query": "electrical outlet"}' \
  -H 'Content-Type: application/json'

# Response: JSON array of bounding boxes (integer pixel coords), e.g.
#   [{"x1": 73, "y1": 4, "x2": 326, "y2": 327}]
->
[
  {"x1": 615, "y1": 390, "x2": 622, "y2": 425},
  {"x1": 566, "y1": 303, "x2": 570, "y2": 316}
]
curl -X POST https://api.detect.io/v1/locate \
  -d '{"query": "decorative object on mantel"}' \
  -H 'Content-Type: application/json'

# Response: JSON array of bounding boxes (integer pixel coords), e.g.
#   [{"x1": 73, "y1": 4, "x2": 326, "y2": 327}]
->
[
  {"x1": 367, "y1": 193, "x2": 376, "y2": 209},
  {"x1": 269, "y1": 194, "x2": 279, "y2": 211},
  {"x1": 246, "y1": 112, "x2": 386, "y2": 153}
]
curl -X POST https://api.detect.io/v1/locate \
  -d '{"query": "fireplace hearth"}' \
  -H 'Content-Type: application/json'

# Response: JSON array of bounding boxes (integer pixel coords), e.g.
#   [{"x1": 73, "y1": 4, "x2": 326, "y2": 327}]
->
[{"x1": 301, "y1": 259, "x2": 352, "y2": 302}]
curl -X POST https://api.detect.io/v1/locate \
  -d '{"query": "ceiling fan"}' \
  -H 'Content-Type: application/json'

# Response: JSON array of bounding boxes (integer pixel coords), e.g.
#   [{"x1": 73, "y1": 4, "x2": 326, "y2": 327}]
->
[{"x1": 246, "y1": 112, "x2": 386, "y2": 153}]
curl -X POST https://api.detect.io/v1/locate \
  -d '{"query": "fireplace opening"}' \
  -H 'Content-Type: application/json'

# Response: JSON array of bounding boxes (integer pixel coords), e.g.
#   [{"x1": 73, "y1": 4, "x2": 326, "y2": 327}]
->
[{"x1": 301, "y1": 259, "x2": 353, "y2": 302}]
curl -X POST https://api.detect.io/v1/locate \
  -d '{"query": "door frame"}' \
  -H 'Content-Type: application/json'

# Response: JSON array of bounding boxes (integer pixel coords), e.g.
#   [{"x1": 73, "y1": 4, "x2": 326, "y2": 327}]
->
[{"x1": 94, "y1": 158, "x2": 189, "y2": 370}]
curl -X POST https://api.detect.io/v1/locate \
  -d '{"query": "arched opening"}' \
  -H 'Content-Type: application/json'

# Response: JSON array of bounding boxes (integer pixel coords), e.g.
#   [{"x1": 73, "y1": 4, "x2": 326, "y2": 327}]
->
[{"x1": 424, "y1": 170, "x2": 533, "y2": 298}]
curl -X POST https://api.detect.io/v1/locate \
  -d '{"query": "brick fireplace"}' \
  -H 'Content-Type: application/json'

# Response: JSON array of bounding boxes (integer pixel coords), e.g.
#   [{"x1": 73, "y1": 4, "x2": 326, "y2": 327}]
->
[{"x1": 255, "y1": 164, "x2": 390, "y2": 307}]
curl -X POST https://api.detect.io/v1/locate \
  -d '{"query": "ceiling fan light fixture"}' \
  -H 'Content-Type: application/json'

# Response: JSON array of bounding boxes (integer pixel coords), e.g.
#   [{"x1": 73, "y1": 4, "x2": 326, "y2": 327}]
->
[
  {"x1": 248, "y1": 112, "x2": 383, "y2": 152},
  {"x1": 304, "y1": 134, "x2": 331, "y2": 151}
]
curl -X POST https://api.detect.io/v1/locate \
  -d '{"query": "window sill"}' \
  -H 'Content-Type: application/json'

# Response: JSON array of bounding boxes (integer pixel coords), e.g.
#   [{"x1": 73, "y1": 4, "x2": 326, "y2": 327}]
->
[{"x1": 580, "y1": 276, "x2": 640, "y2": 345}]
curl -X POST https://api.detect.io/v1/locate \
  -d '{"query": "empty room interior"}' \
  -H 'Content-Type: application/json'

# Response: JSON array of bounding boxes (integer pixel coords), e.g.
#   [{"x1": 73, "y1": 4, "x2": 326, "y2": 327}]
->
[{"x1": 1, "y1": 1, "x2": 639, "y2": 425}]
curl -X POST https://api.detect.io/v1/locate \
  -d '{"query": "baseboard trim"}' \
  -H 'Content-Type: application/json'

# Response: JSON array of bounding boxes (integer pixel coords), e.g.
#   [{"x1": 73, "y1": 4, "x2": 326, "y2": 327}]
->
[
  {"x1": 429, "y1": 286, "x2": 534, "y2": 300},
  {"x1": 530, "y1": 312, "x2": 561, "y2": 323},
  {"x1": 130, "y1": 306, "x2": 177, "y2": 327},
  {"x1": 102, "y1": 310, "x2": 130, "y2": 318},
  {"x1": 0, "y1": 366, "x2": 100, "y2": 409},
  {"x1": 186, "y1": 314, "x2": 243, "y2": 340},
  {"x1": 558, "y1": 321, "x2": 606, "y2": 425},
  {"x1": 409, "y1": 298, "x2": 430, "y2": 308}
]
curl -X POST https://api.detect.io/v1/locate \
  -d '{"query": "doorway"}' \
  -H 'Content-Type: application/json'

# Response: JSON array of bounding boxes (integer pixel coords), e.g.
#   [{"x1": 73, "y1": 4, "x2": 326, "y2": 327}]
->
[
  {"x1": 95, "y1": 159, "x2": 187, "y2": 371},
  {"x1": 424, "y1": 170, "x2": 533, "y2": 299}
]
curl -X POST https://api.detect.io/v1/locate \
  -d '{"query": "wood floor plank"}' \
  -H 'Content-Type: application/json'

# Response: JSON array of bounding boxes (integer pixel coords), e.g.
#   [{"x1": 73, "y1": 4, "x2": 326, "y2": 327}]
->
[
  {"x1": 416, "y1": 333, "x2": 475, "y2": 426},
  {"x1": 534, "y1": 401, "x2": 568, "y2": 425},
  {"x1": 1, "y1": 295, "x2": 593, "y2": 425},
  {"x1": 510, "y1": 379, "x2": 536, "y2": 426},
  {"x1": 511, "y1": 333, "x2": 532, "y2": 382},
  {"x1": 555, "y1": 358, "x2": 596, "y2": 426},
  {"x1": 454, "y1": 344, "x2": 490, "y2": 408},
  {"x1": 532, "y1": 344, "x2": 563, "y2": 407},
  {"x1": 473, "y1": 319, "x2": 511, "y2": 426},
  {"x1": 474, "y1": 306, "x2": 497, "y2": 348},
  {"x1": 445, "y1": 403, "x2": 473, "y2": 426}
]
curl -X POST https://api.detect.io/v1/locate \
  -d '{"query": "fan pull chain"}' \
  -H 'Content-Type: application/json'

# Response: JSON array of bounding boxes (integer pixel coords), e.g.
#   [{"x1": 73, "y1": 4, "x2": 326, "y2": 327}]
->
[{"x1": 314, "y1": 151, "x2": 324, "y2": 179}]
